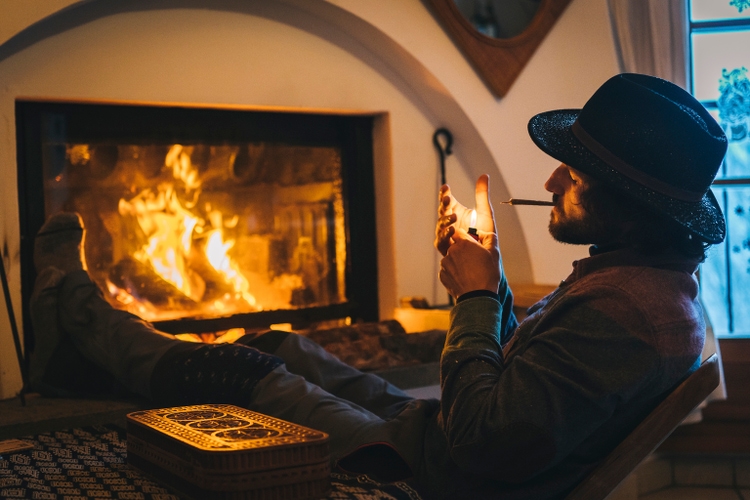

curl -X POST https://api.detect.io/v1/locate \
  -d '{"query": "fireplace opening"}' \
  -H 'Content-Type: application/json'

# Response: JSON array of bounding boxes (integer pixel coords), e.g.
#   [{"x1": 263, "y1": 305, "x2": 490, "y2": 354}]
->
[{"x1": 16, "y1": 100, "x2": 379, "y2": 354}]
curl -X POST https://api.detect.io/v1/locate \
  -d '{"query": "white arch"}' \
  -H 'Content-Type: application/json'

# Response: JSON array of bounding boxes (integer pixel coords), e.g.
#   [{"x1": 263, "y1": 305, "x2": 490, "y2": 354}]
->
[{"x1": 0, "y1": 0, "x2": 532, "y2": 285}]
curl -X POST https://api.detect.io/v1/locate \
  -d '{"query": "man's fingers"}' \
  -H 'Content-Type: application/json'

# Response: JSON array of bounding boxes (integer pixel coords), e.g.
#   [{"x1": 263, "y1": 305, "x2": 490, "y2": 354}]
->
[
  {"x1": 436, "y1": 225, "x2": 455, "y2": 256},
  {"x1": 474, "y1": 174, "x2": 491, "y2": 213},
  {"x1": 438, "y1": 185, "x2": 451, "y2": 212},
  {"x1": 437, "y1": 214, "x2": 456, "y2": 229},
  {"x1": 472, "y1": 174, "x2": 496, "y2": 232}
]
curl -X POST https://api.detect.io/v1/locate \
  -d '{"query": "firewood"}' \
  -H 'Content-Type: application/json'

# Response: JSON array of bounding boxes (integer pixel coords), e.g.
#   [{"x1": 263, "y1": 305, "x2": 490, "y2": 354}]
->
[{"x1": 108, "y1": 257, "x2": 198, "y2": 308}]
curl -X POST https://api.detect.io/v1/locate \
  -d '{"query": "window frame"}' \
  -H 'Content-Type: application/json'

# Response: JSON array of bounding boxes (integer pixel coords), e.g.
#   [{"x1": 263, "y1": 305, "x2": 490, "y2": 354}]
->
[{"x1": 688, "y1": 0, "x2": 750, "y2": 337}]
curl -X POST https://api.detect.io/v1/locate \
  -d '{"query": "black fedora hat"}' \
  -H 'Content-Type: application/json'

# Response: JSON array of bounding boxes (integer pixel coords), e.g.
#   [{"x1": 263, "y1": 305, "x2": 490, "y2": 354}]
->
[{"x1": 528, "y1": 73, "x2": 728, "y2": 244}]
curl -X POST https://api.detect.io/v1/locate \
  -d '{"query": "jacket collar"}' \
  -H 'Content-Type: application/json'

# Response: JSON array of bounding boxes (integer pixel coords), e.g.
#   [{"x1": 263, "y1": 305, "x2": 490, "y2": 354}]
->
[{"x1": 564, "y1": 245, "x2": 701, "y2": 286}]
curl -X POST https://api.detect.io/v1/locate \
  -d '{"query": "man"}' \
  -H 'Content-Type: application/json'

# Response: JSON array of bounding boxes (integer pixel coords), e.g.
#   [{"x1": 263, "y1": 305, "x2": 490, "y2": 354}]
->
[{"x1": 29, "y1": 73, "x2": 726, "y2": 499}]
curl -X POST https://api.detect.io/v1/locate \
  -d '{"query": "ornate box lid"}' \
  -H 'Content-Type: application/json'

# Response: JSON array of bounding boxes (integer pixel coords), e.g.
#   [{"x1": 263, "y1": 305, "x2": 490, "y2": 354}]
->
[{"x1": 126, "y1": 404, "x2": 330, "y2": 498}]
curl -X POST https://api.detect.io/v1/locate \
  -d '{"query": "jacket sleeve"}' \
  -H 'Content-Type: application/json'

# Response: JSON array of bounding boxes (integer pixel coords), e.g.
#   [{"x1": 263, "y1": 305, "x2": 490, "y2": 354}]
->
[{"x1": 438, "y1": 284, "x2": 662, "y2": 482}]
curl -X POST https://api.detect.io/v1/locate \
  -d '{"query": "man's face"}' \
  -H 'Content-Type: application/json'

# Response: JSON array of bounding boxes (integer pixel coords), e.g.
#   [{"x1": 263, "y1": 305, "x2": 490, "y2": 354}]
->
[{"x1": 543, "y1": 164, "x2": 610, "y2": 245}]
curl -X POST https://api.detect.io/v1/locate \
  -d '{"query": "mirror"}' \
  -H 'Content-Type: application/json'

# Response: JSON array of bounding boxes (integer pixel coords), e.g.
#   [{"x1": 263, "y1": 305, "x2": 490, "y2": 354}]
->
[
  {"x1": 453, "y1": 0, "x2": 542, "y2": 39},
  {"x1": 426, "y1": 0, "x2": 573, "y2": 97}
]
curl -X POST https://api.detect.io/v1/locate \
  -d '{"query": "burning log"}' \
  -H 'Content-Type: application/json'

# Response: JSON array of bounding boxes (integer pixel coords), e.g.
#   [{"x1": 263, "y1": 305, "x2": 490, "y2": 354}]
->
[
  {"x1": 108, "y1": 257, "x2": 199, "y2": 308},
  {"x1": 186, "y1": 243, "x2": 238, "y2": 302}
]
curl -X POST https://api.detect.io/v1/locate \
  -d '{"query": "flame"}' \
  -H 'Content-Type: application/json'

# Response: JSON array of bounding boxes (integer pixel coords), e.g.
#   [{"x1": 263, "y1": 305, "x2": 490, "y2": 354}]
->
[
  {"x1": 115, "y1": 144, "x2": 258, "y2": 314},
  {"x1": 469, "y1": 209, "x2": 477, "y2": 228},
  {"x1": 205, "y1": 215, "x2": 257, "y2": 309},
  {"x1": 119, "y1": 184, "x2": 202, "y2": 301},
  {"x1": 166, "y1": 144, "x2": 201, "y2": 194}
]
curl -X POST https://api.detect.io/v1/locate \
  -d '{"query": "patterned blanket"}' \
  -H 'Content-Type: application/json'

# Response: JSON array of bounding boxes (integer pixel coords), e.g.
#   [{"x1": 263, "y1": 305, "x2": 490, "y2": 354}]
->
[{"x1": 0, "y1": 425, "x2": 423, "y2": 499}]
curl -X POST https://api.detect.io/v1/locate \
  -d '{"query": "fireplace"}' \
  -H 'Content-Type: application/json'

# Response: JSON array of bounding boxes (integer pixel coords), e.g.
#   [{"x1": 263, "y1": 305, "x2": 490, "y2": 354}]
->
[{"x1": 16, "y1": 100, "x2": 379, "y2": 352}]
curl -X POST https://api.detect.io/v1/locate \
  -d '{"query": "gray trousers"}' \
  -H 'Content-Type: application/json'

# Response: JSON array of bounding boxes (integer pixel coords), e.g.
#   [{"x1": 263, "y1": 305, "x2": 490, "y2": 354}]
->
[
  {"x1": 249, "y1": 334, "x2": 436, "y2": 474},
  {"x1": 58, "y1": 271, "x2": 435, "y2": 475}
]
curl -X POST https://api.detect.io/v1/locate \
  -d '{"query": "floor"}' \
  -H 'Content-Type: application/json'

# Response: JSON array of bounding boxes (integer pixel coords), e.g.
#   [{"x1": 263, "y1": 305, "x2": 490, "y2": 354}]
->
[
  {"x1": 0, "y1": 393, "x2": 149, "y2": 439},
  {"x1": 2, "y1": 393, "x2": 749, "y2": 500}
]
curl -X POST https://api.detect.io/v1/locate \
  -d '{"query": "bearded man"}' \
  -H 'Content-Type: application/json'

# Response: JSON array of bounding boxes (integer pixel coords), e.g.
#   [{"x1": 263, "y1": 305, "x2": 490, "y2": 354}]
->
[
  {"x1": 431, "y1": 72, "x2": 724, "y2": 498},
  {"x1": 29, "y1": 73, "x2": 726, "y2": 499}
]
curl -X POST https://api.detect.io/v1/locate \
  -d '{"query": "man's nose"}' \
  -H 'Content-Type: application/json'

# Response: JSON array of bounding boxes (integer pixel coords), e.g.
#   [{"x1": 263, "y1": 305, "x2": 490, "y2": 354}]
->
[{"x1": 544, "y1": 164, "x2": 567, "y2": 193}]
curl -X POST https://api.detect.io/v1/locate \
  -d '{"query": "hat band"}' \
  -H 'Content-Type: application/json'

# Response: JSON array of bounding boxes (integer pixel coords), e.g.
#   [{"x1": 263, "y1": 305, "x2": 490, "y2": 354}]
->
[{"x1": 571, "y1": 120, "x2": 705, "y2": 202}]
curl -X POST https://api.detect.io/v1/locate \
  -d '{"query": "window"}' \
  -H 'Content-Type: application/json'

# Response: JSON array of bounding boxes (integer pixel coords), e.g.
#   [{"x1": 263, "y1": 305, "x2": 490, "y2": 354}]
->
[{"x1": 691, "y1": 0, "x2": 750, "y2": 336}]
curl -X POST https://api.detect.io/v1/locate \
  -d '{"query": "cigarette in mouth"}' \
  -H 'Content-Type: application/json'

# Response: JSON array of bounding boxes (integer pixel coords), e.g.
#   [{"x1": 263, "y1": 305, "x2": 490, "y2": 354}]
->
[{"x1": 500, "y1": 198, "x2": 555, "y2": 206}]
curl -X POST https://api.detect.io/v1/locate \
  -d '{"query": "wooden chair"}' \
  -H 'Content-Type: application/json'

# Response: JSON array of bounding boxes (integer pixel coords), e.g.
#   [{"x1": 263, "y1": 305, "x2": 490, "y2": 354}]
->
[{"x1": 565, "y1": 353, "x2": 721, "y2": 500}]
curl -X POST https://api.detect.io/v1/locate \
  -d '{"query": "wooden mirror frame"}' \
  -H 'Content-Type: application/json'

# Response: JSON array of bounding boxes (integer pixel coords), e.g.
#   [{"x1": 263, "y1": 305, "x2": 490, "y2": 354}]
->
[{"x1": 426, "y1": 0, "x2": 574, "y2": 97}]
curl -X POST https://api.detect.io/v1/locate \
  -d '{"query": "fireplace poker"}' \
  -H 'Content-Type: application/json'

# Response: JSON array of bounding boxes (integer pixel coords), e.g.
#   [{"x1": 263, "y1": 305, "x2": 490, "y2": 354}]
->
[
  {"x1": 500, "y1": 198, "x2": 555, "y2": 206},
  {"x1": 0, "y1": 251, "x2": 27, "y2": 405}
]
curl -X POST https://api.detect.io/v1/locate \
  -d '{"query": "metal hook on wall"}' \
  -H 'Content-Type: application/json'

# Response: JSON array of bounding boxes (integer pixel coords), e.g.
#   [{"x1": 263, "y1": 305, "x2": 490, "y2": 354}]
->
[{"x1": 432, "y1": 128, "x2": 453, "y2": 185}]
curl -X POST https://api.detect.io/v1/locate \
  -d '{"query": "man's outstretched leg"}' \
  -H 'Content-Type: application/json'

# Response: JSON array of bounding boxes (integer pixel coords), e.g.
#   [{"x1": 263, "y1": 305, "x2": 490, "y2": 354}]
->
[
  {"x1": 30, "y1": 213, "x2": 430, "y2": 479},
  {"x1": 241, "y1": 331, "x2": 417, "y2": 419},
  {"x1": 50, "y1": 270, "x2": 427, "y2": 477},
  {"x1": 29, "y1": 212, "x2": 284, "y2": 401},
  {"x1": 29, "y1": 213, "x2": 126, "y2": 396}
]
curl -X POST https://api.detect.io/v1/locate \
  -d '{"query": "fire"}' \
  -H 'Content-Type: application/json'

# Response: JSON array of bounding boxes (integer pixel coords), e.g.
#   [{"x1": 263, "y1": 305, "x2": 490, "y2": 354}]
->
[
  {"x1": 112, "y1": 144, "x2": 259, "y2": 316},
  {"x1": 204, "y1": 212, "x2": 257, "y2": 310}
]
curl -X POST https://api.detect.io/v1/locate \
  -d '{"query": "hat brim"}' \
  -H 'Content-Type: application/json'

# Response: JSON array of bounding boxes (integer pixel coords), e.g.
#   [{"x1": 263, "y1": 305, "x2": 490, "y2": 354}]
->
[{"x1": 528, "y1": 110, "x2": 726, "y2": 244}]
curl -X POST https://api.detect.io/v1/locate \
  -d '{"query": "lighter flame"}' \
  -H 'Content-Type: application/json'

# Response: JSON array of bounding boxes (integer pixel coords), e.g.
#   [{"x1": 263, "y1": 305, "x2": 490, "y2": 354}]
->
[{"x1": 469, "y1": 209, "x2": 477, "y2": 228}]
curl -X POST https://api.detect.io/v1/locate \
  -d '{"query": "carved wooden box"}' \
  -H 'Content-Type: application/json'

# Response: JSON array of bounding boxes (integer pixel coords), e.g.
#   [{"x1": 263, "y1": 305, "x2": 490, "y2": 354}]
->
[{"x1": 126, "y1": 404, "x2": 330, "y2": 499}]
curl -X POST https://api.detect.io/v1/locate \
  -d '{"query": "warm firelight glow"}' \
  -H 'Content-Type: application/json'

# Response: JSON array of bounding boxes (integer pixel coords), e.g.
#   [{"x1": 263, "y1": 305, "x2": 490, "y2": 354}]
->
[
  {"x1": 68, "y1": 140, "x2": 350, "y2": 325},
  {"x1": 205, "y1": 225, "x2": 257, "y2": 309},
  {"x1": 118, "y1": 185, "x2": 204, "y2": 301},
  {"x1": 112, "y1": 144, "x2": 259, "y2": 316}
]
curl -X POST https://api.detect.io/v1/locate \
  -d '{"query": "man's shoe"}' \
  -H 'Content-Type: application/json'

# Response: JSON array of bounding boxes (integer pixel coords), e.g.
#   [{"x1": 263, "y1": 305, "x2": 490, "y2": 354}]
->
[{"x1": 33, "y1": 212, "x2": 86, "y2": 274}]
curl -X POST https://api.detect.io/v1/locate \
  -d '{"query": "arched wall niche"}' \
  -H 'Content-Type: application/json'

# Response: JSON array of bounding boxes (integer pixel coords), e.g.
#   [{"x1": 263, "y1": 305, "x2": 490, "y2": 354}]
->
[
  {"x1": 0, "y1": 0, "x2": 624, "y2": 399},
  {"x1": 0, "y1": 0, "x2": 533, "y2": 322}
]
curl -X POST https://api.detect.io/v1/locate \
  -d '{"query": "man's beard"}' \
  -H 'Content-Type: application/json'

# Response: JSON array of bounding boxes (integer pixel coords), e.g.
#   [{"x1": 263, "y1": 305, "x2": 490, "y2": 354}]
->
[{"x1": 548, "y1": 201, "x2": 621, "y2": 245}]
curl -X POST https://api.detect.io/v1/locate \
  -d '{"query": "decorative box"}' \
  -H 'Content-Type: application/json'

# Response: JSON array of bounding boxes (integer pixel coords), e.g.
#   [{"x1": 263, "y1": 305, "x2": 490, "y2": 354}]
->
[{"x1": 126, "y1": 404, "x2": 331, "y2": 499}]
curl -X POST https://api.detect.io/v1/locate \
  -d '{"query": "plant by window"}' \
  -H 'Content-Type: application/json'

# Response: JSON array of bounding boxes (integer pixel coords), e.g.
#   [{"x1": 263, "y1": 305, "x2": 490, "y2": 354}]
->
[
  {"x1": 730, "y1": 0, "x2": 750, "y2": 13},
  {"x1": 718, "y1": 67, "x2": 750, "y2": 141}
]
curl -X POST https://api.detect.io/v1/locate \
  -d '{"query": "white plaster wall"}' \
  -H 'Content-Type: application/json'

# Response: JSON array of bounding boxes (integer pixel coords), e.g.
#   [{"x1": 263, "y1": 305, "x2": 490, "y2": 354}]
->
[
  {"x1": 0, "y1": 0, "x2": 619, "y2": 399},
  {"x1": 339, "y1": 0, "x2": 620, "y2": 281}
]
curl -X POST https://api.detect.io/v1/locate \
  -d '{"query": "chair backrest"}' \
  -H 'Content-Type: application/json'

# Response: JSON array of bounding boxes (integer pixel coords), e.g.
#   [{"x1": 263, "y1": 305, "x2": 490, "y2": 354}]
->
[{"x1": 565, "y1": 353, "x2": 721, "y2": 500}]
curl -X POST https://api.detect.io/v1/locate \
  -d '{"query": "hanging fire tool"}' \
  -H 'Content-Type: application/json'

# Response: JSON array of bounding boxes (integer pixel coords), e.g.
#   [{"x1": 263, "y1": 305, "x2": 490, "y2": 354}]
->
[
  {"x1": 432, "y1": 128, "x2": 455, "y2": 306},
  {"x1": 432, "y1": 128, "x2": 453, "y2": 186}
]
